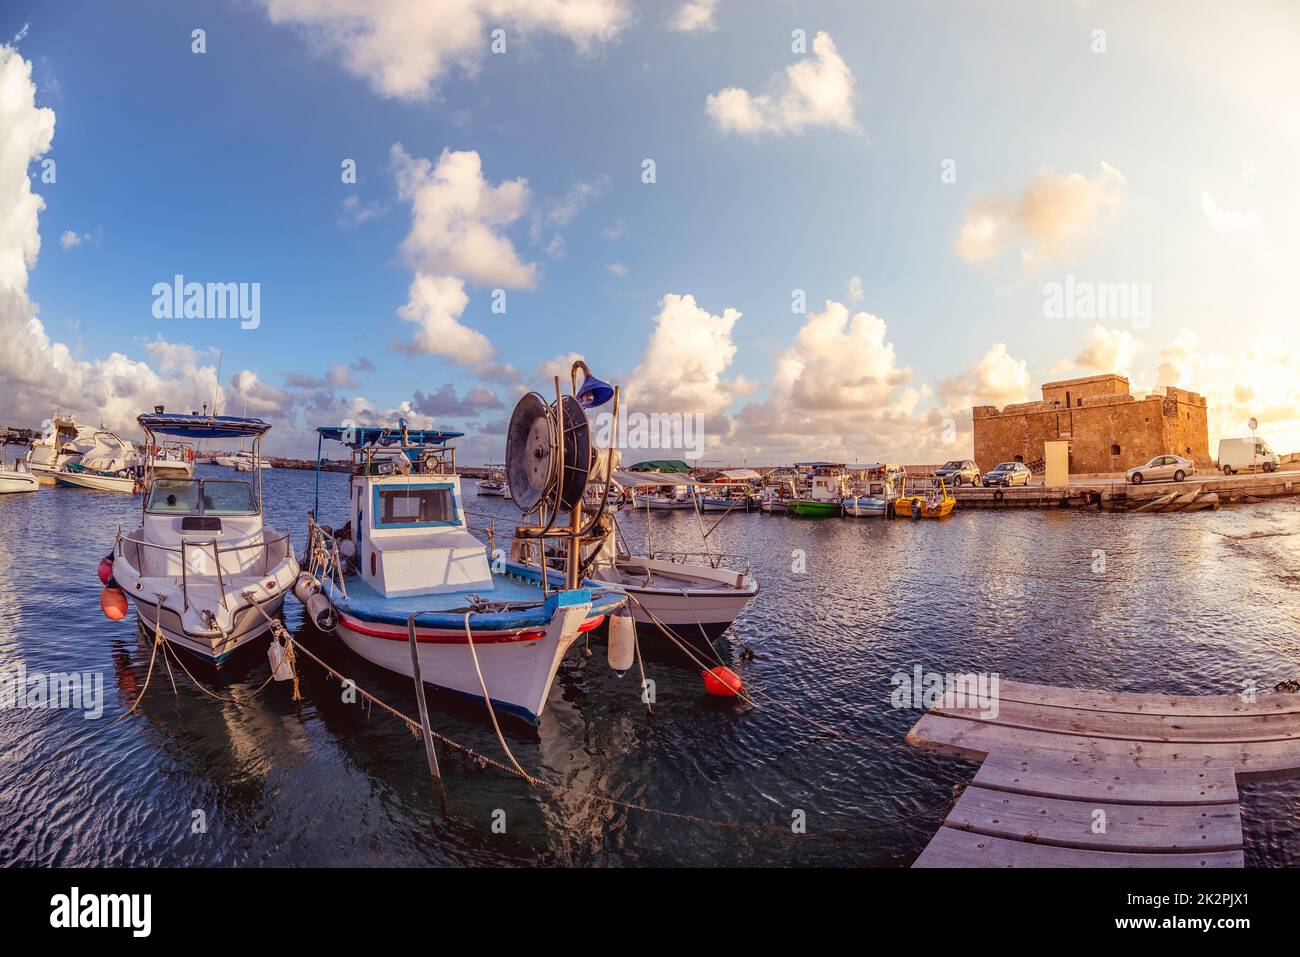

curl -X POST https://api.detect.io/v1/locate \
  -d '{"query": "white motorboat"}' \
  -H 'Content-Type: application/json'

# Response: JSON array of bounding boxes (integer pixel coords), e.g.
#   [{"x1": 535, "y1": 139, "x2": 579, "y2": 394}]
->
[
  {"x1": 149, "y1": 441, "x2": 196, "y2": 479},
  {"x1": 0, "y1": 463, "x2": 39, "y2": 494},
  {"x1": 109, "y1": 412, "x2": 298, "y2": 663},
  {"x1": 477, "y1": 465, "x2": 509, "y2": 497},
  {"x1": 55, "y1": 431, "x2": 142, "y2": 493},
  {"x1": 231, "y1": 450, "x2": 272, "y2": 471},
  {"x1": 632, "y1": 485, "x2": 698, "y2": 509},
  {"x1": 305, "y1": 421, "x2": 622, "y2": 724},
  {"x1": 25, "y1": 412, "x2": 96, "y2": 484}
]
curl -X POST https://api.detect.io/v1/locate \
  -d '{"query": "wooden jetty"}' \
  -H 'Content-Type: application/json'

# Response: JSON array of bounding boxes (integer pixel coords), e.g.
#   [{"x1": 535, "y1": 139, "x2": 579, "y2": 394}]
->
[{"x1": 907, "y1": 679, "x2": 1300, "y2": 867}]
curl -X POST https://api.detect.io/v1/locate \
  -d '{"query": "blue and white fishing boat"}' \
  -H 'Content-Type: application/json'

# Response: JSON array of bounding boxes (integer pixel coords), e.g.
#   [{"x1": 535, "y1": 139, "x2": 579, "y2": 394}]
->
[
  {"x1": 110, "y1": 412, "x2": 299, "y2": 661},
  {"x1": 302, "y1": 423, "x2": 624, "y2": 725},
  {"x1": 842, "y1": 463, "x2": 906, "y2": 517}
]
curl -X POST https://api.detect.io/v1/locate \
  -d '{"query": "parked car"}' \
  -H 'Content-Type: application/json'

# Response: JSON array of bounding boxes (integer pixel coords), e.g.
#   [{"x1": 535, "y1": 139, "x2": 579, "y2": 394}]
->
[
  {"x1": 1218, "y1": 436, "x2": 1279, "y2": 475},
  {"x1": 982, "y1": 462, "x2": 1031, "y2": 487},
  {"x1": 1127, "y1": 454, "x2": 1195, "y2": 485},
  {"x1": 934, "y1": 459, "x2": 980, "y2": 487}
]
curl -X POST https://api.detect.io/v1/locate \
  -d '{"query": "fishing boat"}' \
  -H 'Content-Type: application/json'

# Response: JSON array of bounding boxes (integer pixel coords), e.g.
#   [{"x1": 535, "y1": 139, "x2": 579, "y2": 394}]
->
[
  {"x1": 786, "y1": 466, "x2": 847, "y2": 517},
  {"x1": 232, "y1": 450, "x2": 272, "y2": 471},
  {"x1": 477, "y1": 465, "x2": 509, "y2": 497},
  {"x1": 842, "y1": 464, "x2": 906, "y2": 517},
  {"x1": 25, "y1": 412, "x2": 96, "y2": 483},
  {"x1": 109, "y1": 412, "x2": 299, "y2": 662},
  {"x1": 893, "y1": 476, "x2": 956, "y2": 519},
  {"x1": 0, "y1": 463, "x2": 39, "y2": 494},
  {"x1": 55, "y1": 431, "x2": 142, "y2": 493},
  {"x1": 302, "y1": 421, "x2": 624, "y2": 725},
  {"x1": 632, "y1": 485, "x2": 698, "y2": 509}
]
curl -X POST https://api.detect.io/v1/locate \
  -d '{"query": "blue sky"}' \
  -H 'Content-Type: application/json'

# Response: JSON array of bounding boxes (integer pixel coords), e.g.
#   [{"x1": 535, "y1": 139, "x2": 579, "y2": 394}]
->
[{"x1": 2, "y1": 1, "x2": 1298, "y2": 460}]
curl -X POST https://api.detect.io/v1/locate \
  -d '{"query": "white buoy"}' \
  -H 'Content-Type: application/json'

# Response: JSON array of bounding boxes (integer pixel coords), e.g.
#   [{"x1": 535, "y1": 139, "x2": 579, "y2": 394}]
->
[
  {"x1": 292, "y1": 572, "x2": 321, "y2": 606},
  {"x1": 267, "y1": 639, "x2": 294, "y2": 681},
  {"x1": 305, "y1": 592, "x2": 336, "y2": 631},
  {"x1": 607, "y1": 607, "x2": 635, "y2": 674}
]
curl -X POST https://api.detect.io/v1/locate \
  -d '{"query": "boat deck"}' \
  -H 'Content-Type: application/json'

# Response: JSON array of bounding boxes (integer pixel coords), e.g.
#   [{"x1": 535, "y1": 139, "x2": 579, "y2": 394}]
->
[{"x1": 907, "y1": 679, "x2": 1300, "y2": 867}]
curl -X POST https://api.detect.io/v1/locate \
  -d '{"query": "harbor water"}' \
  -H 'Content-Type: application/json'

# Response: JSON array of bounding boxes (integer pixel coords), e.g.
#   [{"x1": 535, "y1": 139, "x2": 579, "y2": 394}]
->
[{"x1": 2, "y1": 462, "x2": 1299, "y2": 866}]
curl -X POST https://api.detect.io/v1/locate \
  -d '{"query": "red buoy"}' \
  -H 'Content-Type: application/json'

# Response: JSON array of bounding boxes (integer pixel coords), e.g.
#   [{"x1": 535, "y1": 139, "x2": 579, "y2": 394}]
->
[
  {"x1": 100, "y1": 587, "x2": 128, "y2": 621},
  {"x1": 702, "y1": 666, "x2": 743, "y2": 697},
  {"x1": 97, "y1": 555, "x2": 114, "y2": 586}
]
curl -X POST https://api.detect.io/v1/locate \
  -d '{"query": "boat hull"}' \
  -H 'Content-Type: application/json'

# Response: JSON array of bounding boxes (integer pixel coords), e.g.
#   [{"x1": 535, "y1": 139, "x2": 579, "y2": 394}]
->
[
  {"x1": 893, "y1": 496, "x2": 956, "y2": 519},
  {"x1": 0, "y1": 471, "x2": 39, "y2": 494},
  {"x1": 786, "y1": 499, "x2": 841, "y2": 517},
  {"x1": 333, "y1": 594, "x2": 606, "y2": 725},
  {"x1": 133, "y1": 590, "x2": 288, "y2": 661},
  {"x1": 842, "y1": 498, "x2": 889, "y2": 517},
  {"x1": 55, "y1": 471, "x2": 137, "y2": 493}
]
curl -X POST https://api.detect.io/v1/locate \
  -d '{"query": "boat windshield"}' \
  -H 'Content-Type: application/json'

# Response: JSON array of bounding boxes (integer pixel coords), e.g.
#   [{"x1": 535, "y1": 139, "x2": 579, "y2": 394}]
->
[
  {"x1": 146, "y1": 479, "x2": 201, "y2": 514},
  {"x1": 145, "y1": 479, "x2": 258, "y2": 516}
]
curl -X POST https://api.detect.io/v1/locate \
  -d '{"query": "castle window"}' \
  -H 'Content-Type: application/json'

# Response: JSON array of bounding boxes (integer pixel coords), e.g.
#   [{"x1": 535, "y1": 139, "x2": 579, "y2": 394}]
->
[{"x1": 1111, "y1": 444, "x2": 1121, "y2": 455}]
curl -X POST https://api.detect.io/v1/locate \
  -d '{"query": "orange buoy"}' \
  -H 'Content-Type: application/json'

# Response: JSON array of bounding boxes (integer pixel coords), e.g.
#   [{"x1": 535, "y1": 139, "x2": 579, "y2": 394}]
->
[
  {"x1": 97, "y1": 554, "x2": 114, "y2": 585},
  {"x1": 99, "y1": 586, "x2": 128, "y2": 621},
  {"x1": 702, "y1": 666, "x2": 743, "y2": 697}
]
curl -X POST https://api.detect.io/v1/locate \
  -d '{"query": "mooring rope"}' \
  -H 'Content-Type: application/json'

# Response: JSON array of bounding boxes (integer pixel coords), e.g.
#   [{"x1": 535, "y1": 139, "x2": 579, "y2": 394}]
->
[{"x1": 461, "y1": 611, "x2": 538, "y2": 784}]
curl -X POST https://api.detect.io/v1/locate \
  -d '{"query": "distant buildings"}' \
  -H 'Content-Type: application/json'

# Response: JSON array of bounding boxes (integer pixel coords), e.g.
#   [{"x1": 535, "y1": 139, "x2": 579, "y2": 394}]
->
[{"x1": 973, "y1": 374, "x2": 1210, "y2": 474}]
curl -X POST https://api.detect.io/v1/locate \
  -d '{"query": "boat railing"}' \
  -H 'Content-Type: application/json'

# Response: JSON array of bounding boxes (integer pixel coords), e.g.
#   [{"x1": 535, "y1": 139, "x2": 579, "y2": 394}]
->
[
  {"x1": 304, "y1": 517, "x2": 349, "y2": 599},
  {"x1": 118, "y1": 528, "x2": 293, "y2": 612},
  {"x1": 645, "y1": 549, "x2": 751, "y2": 573}
]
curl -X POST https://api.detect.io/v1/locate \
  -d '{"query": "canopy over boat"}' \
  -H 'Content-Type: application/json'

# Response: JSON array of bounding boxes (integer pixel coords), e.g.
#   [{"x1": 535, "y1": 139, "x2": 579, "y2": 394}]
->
[
  {"x1": 713, "y1": 467, "x2": 761, "y2": 482},
  {"x1": 137, "y1": 413, "x2": 272, "y2": 438},
  {"x1": 627, "y1": 459, "x2": 693, "y2": 474},
  {"x1": 316, "y1": 425, "x2": 464, "y2": 449},
  {"x1": 612, "y1": 469, "x2": 702, "y2": 487}
]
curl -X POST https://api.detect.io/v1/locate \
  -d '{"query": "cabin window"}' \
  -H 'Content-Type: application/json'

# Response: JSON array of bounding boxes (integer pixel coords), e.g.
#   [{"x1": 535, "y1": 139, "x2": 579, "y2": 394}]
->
[{"x1": 374, "y1": 485, "x2": 457, "y2": 527}]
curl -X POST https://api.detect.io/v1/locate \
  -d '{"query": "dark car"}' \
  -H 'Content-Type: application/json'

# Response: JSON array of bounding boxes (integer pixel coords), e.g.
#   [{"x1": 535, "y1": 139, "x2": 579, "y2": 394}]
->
[
  {"x1": 982, "y1": 462, "x2": 1031, "y2": 487},
  {"x1": 934, "y1": 459, "x2": 980, "y2": 487}
]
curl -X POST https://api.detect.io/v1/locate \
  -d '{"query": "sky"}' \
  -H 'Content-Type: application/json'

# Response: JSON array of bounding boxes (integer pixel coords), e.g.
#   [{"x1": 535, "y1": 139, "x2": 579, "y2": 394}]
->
[{"x1": 1, "y1": 0, "x2": 1298, "y2": 464}]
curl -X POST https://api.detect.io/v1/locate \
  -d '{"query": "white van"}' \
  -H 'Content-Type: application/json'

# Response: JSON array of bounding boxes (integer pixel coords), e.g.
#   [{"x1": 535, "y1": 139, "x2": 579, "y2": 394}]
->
[{"x1": 1218, "y1": 436, "x2": 1279, "y2": 475}]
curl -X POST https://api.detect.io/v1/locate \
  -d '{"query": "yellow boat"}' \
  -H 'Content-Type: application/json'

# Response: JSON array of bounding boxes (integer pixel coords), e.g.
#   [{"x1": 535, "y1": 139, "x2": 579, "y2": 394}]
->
[{"x1": 892, "y1": 478, "x2": 956, "y2": 519}]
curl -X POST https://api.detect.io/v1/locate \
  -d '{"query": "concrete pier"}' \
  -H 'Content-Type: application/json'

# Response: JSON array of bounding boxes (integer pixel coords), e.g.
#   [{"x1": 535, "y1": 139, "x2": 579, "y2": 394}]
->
[{"x1": 952, "y1": 467, "x2": 1300, "y2": 511}]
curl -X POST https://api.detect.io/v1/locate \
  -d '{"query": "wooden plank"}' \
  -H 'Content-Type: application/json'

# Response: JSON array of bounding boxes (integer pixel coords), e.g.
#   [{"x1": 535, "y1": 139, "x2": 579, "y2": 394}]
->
[
  {"x1": 946, "y1": 785, "x2": 1242, "y2": 852},
  {"x1": 906, "y1": 713, "x2": 1300, "y2": 777},
  {"x1": 914, "y1": 826, "x2": 1244, "y2": 868},
  {"x1": 973, "y1": 752, "x2": 1239, "y2": 806},
  {"x1": 997, "y1": 679, "x2": 1300, "y2": 717},
  {"x1": 932, "y1": 697, "x2": 1300, "y2": 743}
]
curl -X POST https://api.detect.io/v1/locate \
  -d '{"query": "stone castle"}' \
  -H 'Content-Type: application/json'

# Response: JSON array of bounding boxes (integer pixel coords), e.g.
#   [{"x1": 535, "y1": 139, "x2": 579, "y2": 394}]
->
[{"x1": 973, "y1": 373, "x2": 1210, "y2": 474}]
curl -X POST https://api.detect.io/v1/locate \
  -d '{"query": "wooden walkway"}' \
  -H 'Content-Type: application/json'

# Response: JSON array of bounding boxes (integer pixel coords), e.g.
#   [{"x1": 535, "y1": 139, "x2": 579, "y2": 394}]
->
[{"x1": 907, "y1": 679, "x2": 1300, "y2": 867}]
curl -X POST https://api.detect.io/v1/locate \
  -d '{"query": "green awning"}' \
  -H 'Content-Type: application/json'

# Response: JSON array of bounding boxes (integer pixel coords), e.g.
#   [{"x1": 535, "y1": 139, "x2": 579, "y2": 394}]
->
[{"x1": 627, "y1": 459, "x2": 693, "y2": 474}]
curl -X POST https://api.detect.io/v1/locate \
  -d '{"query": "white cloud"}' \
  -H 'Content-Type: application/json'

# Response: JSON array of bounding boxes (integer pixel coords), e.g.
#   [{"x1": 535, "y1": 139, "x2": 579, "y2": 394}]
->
[
  {"x1": 957, "y1": 163, "x2": 1127, "y2": 267},
  {"x1": 669, "y1": 0, "x2": 718, "y2": 32},
  {"x1": 607, "y1": 261, "x2": 627, "y2": 277},
  {"x1": 1201, "y1": 191, "x2": 1261, "y2": 231},
  {"x1": 262, "y1": 0, "x2": 631, "y2": 101},
  {"x1": 59, "y1": 229, "x2": 91, "y2": 249},
  {"x1": 937, "y1": 343, "x2": 1032, "y2": 411},
  {"x1": 392, "y1": 144, "x2": 537, "y2": 289},
  {"x1": 847, "y1": 275, "x2": 863, "y2": 302},
  {"x1": 395, "y1": 273, "x2": 488, "y2": 365},
  {"x1": 1069, "y1": 324, "x2": 1144, "y2": 375},
  {"x1": 0, "y1": 46, "x2": 53, "y2": 294},
  {"x1": 625, "y1": 294, "x2": 752, "y2": 422},
  {"x1": 706, "y1": 31, "x2": 857, "y2": 137}
]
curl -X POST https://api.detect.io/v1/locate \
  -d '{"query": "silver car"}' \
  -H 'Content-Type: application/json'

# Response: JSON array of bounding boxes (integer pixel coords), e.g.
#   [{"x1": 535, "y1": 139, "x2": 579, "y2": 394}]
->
[
  {"x1": 1127, "y1": 454, "x2": 1195, "y2": 485},
  {"x1": 982, "y1": 462, "x2": 1031, "y2": 487}
]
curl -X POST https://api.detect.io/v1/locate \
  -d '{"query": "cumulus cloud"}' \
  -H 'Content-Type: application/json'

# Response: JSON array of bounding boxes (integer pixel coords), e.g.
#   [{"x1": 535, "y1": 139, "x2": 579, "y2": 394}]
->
[
  {"x1": 262, "y1": 0, "x2": 631, "y2": 101},
  {"x1": 624, "y1": 294, "x2": 753, "y2": 424},
  {"x1": 846, "y1": 275, "x2": 863, "y2": 303},
  {"x1": 410, "y1": 383, "x2": 502, "y2": 418},
  {"x1": 395, "y1": 273, "x2": 487, "y2": 364},
  {"x1": 669, "y1": 0, "x2": 719, "y2": 32},
  {"x1": 1067, "y1": 325, "x2": 1144, "y2": 375},
  {"x1": 706, "y1": 31, "x2": 857, "y2": 137},
  {"x1": 283, "y1": 362, "x2": 360, "y2": 390},
  {"x1": 937, "y1": 343, "x2": 1032, "y2": 411},
  {"x1": 957, "y1": 163, "x2": 1127, "y2": 267},
  {"x1": 392, "y1": 144, "x2": 537, "y2": 289}
]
